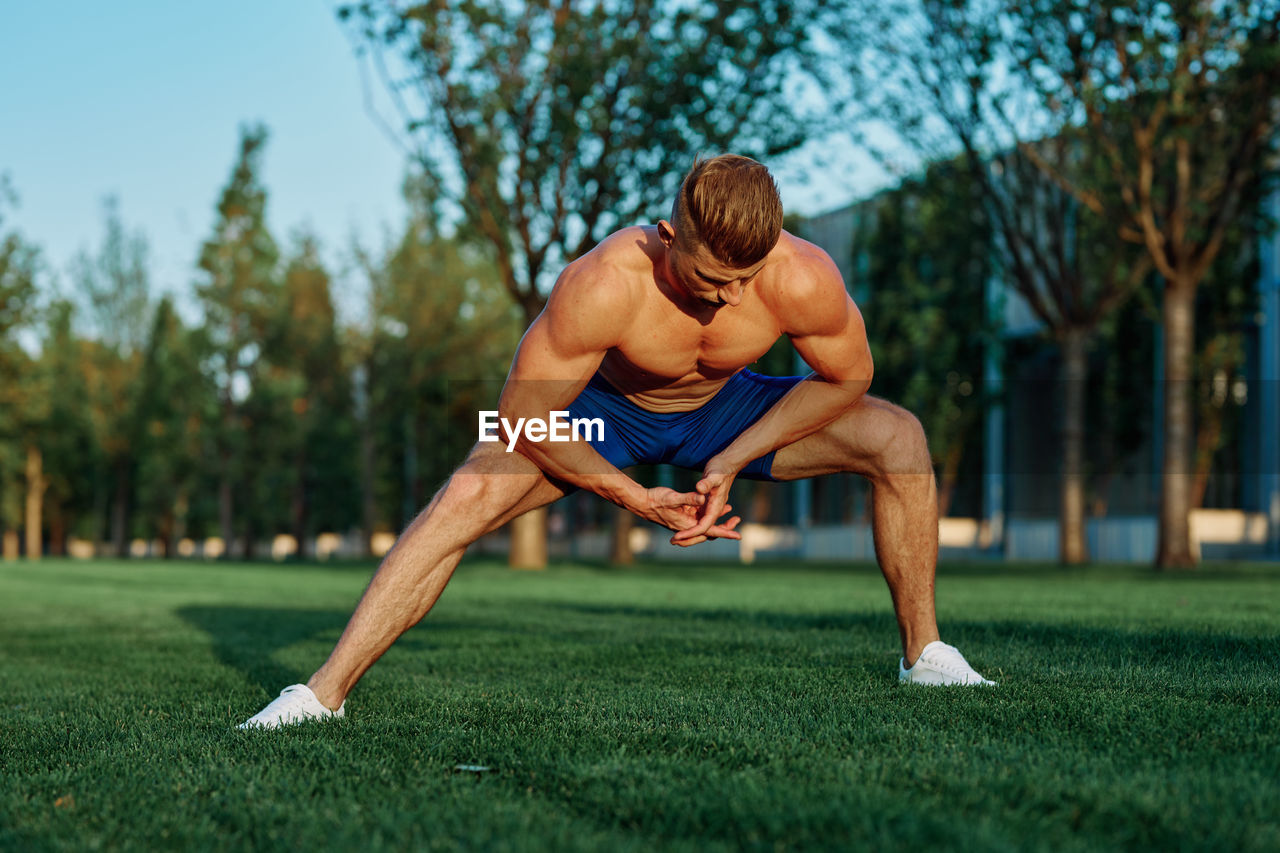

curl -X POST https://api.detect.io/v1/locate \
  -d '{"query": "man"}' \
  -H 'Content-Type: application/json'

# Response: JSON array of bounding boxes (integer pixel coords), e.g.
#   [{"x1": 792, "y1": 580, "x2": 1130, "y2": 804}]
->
[{"x1": 240, "y1": 154, "x2": 994, "y2": 729}]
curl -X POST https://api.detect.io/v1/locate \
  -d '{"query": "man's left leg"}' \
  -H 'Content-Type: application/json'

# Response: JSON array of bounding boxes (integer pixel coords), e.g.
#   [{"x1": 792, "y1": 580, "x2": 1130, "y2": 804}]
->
[{"x1": 768, "y1": 395, "x2": 994, "y2": 685}]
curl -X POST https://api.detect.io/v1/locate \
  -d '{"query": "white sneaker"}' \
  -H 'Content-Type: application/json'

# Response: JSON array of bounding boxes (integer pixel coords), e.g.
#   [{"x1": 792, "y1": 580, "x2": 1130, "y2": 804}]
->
[
  {"x1": 899, "y1": 641, "x2": 997, "y2": 686},
  {"x1": 236, "y1": 684, "x2": 345, "y2": 729}
]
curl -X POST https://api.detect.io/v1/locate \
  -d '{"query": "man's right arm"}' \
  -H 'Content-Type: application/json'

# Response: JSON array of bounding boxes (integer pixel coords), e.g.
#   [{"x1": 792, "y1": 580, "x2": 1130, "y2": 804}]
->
[{"x1": 497, "y1": 254, "x2": 740, "y2": 539}]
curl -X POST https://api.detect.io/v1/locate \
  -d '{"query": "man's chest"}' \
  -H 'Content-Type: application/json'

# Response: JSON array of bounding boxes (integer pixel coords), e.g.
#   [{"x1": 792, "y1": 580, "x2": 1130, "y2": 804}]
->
[{"x1": 611, "y1": 295, "x2": 782, "y2": 381}]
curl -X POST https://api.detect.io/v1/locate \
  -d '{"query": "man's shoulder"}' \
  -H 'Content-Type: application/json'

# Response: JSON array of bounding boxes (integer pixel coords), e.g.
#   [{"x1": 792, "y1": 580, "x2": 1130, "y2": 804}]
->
[
  {"x1": 555, "y1": 226, "x2": 654, "y2": 298},
  {"x1": 544, "y1": 227, "x2": 651, "y2": 335},
  {"x1": 762, "y1": 232, "x2": 853, "y2": 336},
  {"x1": 765, "y1": 231, "x2": 846, "y2": 300},
  {"x1": 582, "y1": 225, "x2": 659, "y2": 271}
]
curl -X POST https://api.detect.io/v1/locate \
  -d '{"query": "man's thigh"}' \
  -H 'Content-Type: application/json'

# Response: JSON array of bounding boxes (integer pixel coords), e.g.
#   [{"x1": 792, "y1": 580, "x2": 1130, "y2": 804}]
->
[{"x1": 768, "y1": 395, "x2": 928, "y2": 481}]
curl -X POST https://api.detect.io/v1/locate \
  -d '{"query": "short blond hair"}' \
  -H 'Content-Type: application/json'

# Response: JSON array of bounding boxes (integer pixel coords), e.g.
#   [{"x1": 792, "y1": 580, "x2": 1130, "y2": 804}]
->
[{"x1": 671, "y1": 154, "x2": 783, "y2": 267}]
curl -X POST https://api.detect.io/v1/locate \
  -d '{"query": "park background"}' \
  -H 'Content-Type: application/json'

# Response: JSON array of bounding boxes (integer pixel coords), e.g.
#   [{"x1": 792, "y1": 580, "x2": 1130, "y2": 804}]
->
[{"x1": 2, "y1": 0, "x2": 1279, "y2": 570}]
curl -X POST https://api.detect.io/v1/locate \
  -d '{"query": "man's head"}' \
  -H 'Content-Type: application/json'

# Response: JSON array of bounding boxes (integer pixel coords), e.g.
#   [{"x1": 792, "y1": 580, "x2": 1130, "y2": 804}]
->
[{"x1": 658, "y1": 154, "x2": 783, "y2": 307}]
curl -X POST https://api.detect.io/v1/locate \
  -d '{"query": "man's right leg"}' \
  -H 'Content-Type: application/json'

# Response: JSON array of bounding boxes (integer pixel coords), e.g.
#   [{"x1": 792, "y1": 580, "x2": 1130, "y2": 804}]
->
[{"x1": 304, "y1": 443, "x2": 569, "y2": 711}]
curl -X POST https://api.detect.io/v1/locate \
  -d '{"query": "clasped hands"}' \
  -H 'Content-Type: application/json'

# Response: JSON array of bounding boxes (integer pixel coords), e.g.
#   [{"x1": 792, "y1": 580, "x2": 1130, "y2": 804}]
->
[{"x1": 639, "y1": 457, "x2": 741, "y2": 547}]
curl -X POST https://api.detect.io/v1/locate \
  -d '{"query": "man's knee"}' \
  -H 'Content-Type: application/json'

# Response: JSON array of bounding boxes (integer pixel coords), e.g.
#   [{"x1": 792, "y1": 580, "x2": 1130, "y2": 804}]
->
[
  {"x1": 442, "y1": 468, "x2": 493, "y2": 508},
  {"x1": 871, "y1": 404, "x2": 932, "y2": 480},
  {"x1": 440, "y1": 445, "x2": 543, "y2": 512}
]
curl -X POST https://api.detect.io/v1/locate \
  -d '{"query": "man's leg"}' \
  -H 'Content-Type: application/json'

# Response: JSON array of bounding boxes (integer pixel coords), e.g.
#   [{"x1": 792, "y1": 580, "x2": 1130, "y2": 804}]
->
[
  {"x1": 769, "y1": 396, "x2": 941, "y2": 666},
  {"x1": 304, "y1": 443, "x2": 569, "y2": 710}
]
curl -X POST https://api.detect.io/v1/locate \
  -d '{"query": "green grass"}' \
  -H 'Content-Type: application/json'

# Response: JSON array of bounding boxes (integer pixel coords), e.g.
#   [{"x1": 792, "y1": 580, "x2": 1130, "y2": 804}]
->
[{"x1": 1, "y1": 557, "x2": 1277, "y2": 852}]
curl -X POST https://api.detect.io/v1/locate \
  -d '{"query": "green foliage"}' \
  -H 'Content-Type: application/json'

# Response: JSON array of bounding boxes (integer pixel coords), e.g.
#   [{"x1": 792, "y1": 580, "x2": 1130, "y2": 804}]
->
[
  {"x1": 0, "y1": 176, "x2": 42, "y2": 534},
  {"x1": 71, "y1": 196, "x2": 151, "y2": 355},
  {"x1": 1189, "y1": 217, "x2": 1263, "y2": 507},
  {"x1": 1001, "y1": 0, "x2": 1280, "y2": 563},
  {"x1": 197, "y1": 125, "x2": 281, "y2": 402},
  {"x1": 358, "y1": 181, "x2": 523, "y2": 529},
  {"x1": 1086, "y1": 295, "x2": 1157, "y2": 511},
  {"x1": 132, "y1": 298, "x2": 217, "y2": 548},
  {"x1": 195, "y1": 125, "x2": 283, "y2": 552},
  {"x1": 0, "y1": 175, "x2": 39, "y2": 348},
  {"x1": 339, "y1": 0, "x2": 820, "y2": 320},
  {"x1": 68, "y1": 195, "x2": 155, "y2": 551},
  {"x1": 2, "y1": 558, "x2": 1278, "y2": 850},
  {"x1": 36, "y1": 301, "x2": 101, "y2": 542},
  {"x1": 859, "y1": 162, "x2": 992, "y2": 513},
  {"x1": 276, "y1": 234, "x2": 360, "y2": 541}
]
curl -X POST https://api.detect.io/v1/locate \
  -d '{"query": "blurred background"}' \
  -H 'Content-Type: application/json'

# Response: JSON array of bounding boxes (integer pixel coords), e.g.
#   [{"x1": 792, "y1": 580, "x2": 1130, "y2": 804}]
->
[{"x1": 1, "y1": 0, "x2": 1277, "y2": 570}]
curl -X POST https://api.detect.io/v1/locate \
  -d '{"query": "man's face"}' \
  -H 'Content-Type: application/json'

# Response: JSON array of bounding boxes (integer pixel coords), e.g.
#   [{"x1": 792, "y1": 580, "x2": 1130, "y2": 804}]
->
[{"x1": 658, "y1": 220, "x2": 765, "y2": 308}]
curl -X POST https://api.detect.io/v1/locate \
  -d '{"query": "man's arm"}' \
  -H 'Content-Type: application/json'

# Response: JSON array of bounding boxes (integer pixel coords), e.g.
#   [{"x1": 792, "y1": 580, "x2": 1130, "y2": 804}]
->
[
  {"x1": 673, "y1": 253, "x2": 873, "y2": 543},
  {"x1": 499, "y1": 253, "x2": 741, "y2": 539},
  {"x1": 712, "y1": 292, "x2": 872, "y2": 471}
]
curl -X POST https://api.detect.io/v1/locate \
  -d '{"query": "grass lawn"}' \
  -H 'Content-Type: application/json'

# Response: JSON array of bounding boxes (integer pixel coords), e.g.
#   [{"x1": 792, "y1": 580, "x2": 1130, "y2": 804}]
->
[{"x1": 1, "y1": 556, "x2": 1277, "y2": 852}]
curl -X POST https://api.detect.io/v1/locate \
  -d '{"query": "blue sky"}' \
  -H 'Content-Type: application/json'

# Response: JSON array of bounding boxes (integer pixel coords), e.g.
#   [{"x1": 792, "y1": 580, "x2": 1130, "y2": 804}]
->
[{"x1": 2, "y1": 1, "x2": 880, "y2": 322}]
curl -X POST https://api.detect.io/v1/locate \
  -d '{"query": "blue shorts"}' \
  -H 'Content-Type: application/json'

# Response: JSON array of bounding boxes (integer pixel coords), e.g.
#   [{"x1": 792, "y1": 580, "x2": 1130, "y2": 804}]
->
[{"x1": 565, "y1": 370, "x2": 805, "y2": 480}]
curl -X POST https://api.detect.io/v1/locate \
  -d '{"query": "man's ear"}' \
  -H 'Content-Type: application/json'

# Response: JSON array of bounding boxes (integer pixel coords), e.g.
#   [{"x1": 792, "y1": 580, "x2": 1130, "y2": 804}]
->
[{"x1": 657, "y1": 220, "x2": 676, "y2": 247}]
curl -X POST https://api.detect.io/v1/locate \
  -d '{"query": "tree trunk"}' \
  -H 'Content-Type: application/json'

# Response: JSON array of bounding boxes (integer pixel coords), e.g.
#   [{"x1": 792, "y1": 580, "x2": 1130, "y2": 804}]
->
[
  {"x1": 1059, "y1": 329, "x2": 1089, "y2": 564},
  {"x1": 90, "y1": 473, "x2": 108, "y2": 555},
  {"x1": 110, "y1": 458, "x2": 129, "y2": 558},
  {"x1": 1191, "y1": 408, "x2": 1223, "y2": 510},
  {"x1": 1156, "y1": 280, "x2": 1197, "y2": 568},
  {"x1": 402, "y1": 407, "x2": 418, "y2": 528},
  {"x1": 508, "y1": 507, "x2": 547, "y2": 569},
  {"x1": 510, "y1": 302, "x2": 550, "y2": 570},
  {"x1": 218, "y1": 467, "x2": 233, "y2": 559},
  {"x1": 937, "y1": 442, "x2": 964, "y2": 519},
  {"x1": 241, "y1": 514, "x2": 256, "y2": 560},
  {"x1": 360, "y1": 406, "x2": 377, "y2": 558},
  {"x1": 749, "y1": 482, "x2": 774, "y2": 524},
  {"x1": 25, "y1": 445, "x2": 46, "y2": 561},
  {"x1": 48, "y1": 505, "x2": 66, "y2": 556},
  {"x1": 157, "y1": 509, "x2": 174, "y2": 558},
  {"x1": 2, "y1": 531, "x2": 17, "y2": 560},
  {"x1": 608, "y1": 505, "x2": 634, "y2": 565},
  {"x1": 292, "y1": 449, "x2": 309, "y2": 560}
]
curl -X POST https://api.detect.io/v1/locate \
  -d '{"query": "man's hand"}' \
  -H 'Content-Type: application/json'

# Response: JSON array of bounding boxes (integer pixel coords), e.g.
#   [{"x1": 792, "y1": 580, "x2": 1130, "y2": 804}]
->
[
  {"x1": 671, "y1": 457, "x2": 740, "y2": 547},
  {"x1": 639, "y1": 486, "x2": 742, "y2": 546}
]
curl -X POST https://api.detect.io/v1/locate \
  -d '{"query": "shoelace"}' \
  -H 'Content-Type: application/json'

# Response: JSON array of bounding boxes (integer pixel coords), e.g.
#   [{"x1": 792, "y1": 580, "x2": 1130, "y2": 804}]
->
[
  {"x1": 919, "y1": 643, "x2": 976, "y2": 678},
  {"x1": 258, "y1": 685, "x2": 321, "y2": 718}
]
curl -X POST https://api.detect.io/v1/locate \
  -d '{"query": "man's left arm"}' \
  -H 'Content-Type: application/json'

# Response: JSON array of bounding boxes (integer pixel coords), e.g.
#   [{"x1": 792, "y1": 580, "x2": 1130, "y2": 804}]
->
[{"x1": 673, "y1": 268, "x2": 873, "y2": 544}]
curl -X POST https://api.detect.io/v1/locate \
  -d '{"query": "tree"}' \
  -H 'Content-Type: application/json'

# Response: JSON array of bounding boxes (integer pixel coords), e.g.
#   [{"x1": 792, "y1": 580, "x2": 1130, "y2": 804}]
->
[
  {"x1": 265, "y1": 233, "x2": 359, "y2": 558},
  {"x1": 339, "y1": 0, "x2": 821, "y2": 566},
  {"x1": 71, "y1": 196, "x2": 152, "y2": 555},
  {"x1": 132, "y1": 298, "x2": 215, "y2": 556},
  {"x1": 37, "y1": 301, "x2": 100, "y2": 555},
  {"x1": 858, "y1": 162, "x2": 994, "y2": 517},
  {"x1": 993, "y1": 0, "x2": 1280, "y2": 567},
  {"x1": 830, "y1": 0, "x2": 1152, "y2": 562},
  {"x1": 195, "y1": 125, "x2": 281, "y2": 557},
  {"x1": 0, "y1": 176, "x2": 39, "y2": 345},
  {"x1": 355, "y1": 180, "x2": 522, "y2": 542},
  {"x1": 1188, "y1": 221, "x2": 1260, "y2": 509},
  {"x1": 0, "y1": 176, "x2": 43, "y2": 558}
]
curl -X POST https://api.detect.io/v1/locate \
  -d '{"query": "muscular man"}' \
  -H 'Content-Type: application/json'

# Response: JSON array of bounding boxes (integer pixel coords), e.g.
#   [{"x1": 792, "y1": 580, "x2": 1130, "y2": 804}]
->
[{"x1": 240, "y1": 155, "x2": 994, "y2": 729}]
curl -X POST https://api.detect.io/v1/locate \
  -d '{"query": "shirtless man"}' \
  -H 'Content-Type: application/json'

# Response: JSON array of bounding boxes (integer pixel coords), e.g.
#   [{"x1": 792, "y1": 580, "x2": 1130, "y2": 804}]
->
[{"x1": 240, "y1": 155, "x2": 994, "y2": 729}]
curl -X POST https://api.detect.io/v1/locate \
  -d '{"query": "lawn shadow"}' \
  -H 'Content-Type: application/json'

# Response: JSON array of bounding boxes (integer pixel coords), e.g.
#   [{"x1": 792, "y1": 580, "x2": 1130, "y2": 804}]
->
[
  {"x1": 177, "y1": 605, "x2": 355, "y2": 692},
  {"x1": 177, "y1": 605, "x2": 527, "y2": 692},
  {"x1": 544, "y1": 602, "x2": 1279, "y2": 676},
  {"x1": 178, "y1": 599, "x2": 1278, "y2": 696}
]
